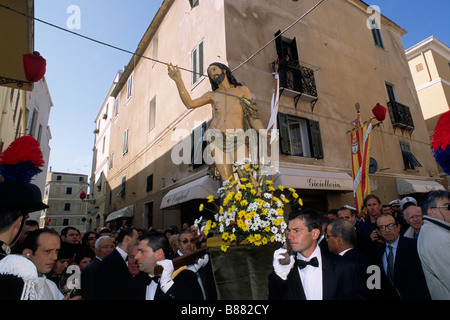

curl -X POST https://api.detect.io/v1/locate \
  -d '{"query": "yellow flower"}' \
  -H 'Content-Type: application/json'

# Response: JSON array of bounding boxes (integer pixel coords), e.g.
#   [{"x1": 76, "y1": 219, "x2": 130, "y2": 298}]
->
[
  {"x1": 204, "y1": 220, "x2": 212, "y2": 236},
  {"x1": 231, "y1": 180, "x2": 238, "y2": 186},
  {"x1": 247, "y1": 235, "x2": 255, "y2": 243},
  {"x1": 245, "y1": 183, "x2": 253, "y2": 189},
  {"x1": 278, "y1": 185, "x2": 284, "y2": 191},
  {"x1": 241, "y1": 222, "x2": 249, "y2": 231},
  {"x1": 244, "y1": 211, "x2": 254, "y2": 220},
  {"x1": 298, "y1": 198, "x2": 303, "y2": 206},
  {"x1": 229, "y1": 233, "x2": 236, "y2": 242},
  {"x1": 288, "y1": 187, "x2": 295, "y2": 193},
  {"x1": 222, "y1": 232, "x2": 230, "y2": 241},
  {"x1": 254, "y1": 234, "x2": 261, "y2": 241},
  {"x1": 219, "y1": 206, "x2": 224, "y2": 214},
  {"x1": 268, "y1": 186, "x2": 275, "y2": 192},
  {"x1": 254, "y1": 165, "x2": 259, "y2": 169},
  {"x1": 239, "y1": 184, "x2": 246, "y2": 190},
  {"x1": 277, "y1": 208, "x2": 284, "y2": 216},
  {"x1": 238, "y1": 210, "x2": 246, "y2": 218},
  {"x1": 270, "y1": 235, "x2": 275, "y2": 242},
  {"x1": 235, "y1": 192, "x2": 242, "y2": 201},
  {"x1": 262, "y1": 237, "x2": 268, "y2": 245},
  {"x1": 199, "y1": 204, "x2": 204, "y2": 212},
  {"x1": 250, "y1": 189, "x2": 257, "y2": 195},
  {"x1": 265, "y1": 226, "x2": 271, "y2": 232},
  {"x1": 207, "y1": 195, "x2": 214, "y2": 203},
  {"x1": 244, "y1": 164, "x2": 251, "y2": 172},
  {"x1": 240, "y1": 177, "x2": 248, "y2": 182},
  {"x1": 221, "y1": 245, "x2": 229, "y2": 253},
  {"x1": 266, "y1": 180, "x2": 273, "y2": 185},
  {"x1": 240, "y1": 200, "x2": 248, "y2": 207},
  {"x1": 292, "y1": 192, "x2": 299, "y2": 199}
]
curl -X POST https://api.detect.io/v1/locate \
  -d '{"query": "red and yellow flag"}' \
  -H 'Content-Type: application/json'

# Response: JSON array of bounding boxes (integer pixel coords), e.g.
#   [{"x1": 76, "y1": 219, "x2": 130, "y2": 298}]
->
[{"x1": 350, "y1": 122, "x2": 373, "y2": 215}]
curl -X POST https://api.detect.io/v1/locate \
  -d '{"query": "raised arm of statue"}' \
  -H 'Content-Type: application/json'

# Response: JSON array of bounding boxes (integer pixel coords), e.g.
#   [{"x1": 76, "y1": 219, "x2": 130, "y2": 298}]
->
[{"x1": 168, "y1": 63, "x2": 212, "y2": 109}]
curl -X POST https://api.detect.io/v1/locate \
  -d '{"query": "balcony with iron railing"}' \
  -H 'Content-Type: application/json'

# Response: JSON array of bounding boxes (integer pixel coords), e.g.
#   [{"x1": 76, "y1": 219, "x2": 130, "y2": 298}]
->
[
  {"x1": 387, "y1": 100, "x2": 415, "y2": 134},
  {"x1": 271, "y1": 61, "x2": 318, "y2": 110}
]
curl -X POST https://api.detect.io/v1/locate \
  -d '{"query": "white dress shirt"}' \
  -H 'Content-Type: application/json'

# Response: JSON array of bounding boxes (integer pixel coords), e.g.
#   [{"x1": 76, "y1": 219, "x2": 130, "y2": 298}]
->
[
  {"x1": 296, "y1": 245, "x2": 323, "y2": 300},
  {"x1": 35, "y1": 275, "x2": 64, "y2": 300},
  {"x1": 145, "y1": 274, "x2": 158, "y2": 300}
]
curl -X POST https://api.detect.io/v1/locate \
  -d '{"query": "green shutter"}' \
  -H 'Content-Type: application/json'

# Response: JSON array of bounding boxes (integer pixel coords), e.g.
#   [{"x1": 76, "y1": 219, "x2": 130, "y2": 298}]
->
[
  {"x1": 278, "y1": 112, "x2": 291, "y2": 155},
  {"x1": 309, "y1": 120, "x2": 324, "y2": 159}
]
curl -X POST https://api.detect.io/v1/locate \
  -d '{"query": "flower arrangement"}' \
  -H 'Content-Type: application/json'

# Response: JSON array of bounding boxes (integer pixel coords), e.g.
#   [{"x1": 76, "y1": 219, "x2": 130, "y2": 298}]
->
[{"x1": 195, "y1": 159, "x2": 303, "y2": 252}]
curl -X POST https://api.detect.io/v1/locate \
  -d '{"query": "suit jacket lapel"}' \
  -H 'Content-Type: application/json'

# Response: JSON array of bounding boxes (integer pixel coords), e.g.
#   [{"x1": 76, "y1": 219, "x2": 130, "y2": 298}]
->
[
  {"x1": 321, "y1": 253, "x2": 334, "y2": 300},
  {"x1": 289, "y1": 266, "x2": 307, "y2": 300}
]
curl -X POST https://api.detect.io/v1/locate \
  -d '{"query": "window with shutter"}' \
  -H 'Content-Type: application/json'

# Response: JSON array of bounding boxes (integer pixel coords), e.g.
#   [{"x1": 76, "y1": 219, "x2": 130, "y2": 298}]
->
[{"x1": 278, "y1": 113, "x2": 324, "y2": 159}]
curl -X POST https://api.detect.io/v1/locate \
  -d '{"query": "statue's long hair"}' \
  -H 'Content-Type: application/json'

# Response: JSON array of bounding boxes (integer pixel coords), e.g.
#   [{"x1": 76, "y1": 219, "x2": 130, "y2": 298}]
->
[{"x1": 208, "y1": 62, "x2": 242, "y2": 91}]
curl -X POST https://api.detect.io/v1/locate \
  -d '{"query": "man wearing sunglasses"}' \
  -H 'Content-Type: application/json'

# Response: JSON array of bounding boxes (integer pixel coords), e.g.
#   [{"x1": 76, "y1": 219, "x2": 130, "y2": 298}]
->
[
  {"x1": 171, "y1": 230, "x2": 216, "y2": 300},
  {"x1": 375, "y1": 214, "x2": 430, "y2": 300},
  {"x1": 418, "y1": 190, "x2": 450, "y2": 300}
]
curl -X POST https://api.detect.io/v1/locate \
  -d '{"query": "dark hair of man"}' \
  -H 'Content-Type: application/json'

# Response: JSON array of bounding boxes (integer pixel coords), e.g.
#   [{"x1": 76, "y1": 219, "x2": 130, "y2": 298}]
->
[
  {"x1": 22, "y1": 228, "x2": 60, "y2": 253},
  {"x1": 420, "y1": 190, "x2": 450, "y2": 215},
  {"x1": 139, "y1": 231, "x2": 170, "y2": 258},
  {"x1": 60, "y1": 226, "x2": 79, "y2": 237},
  {"x1": 363, "y1": 194, "x2": 381, "y2": 207},
  {"x1": 0, "y1": 209, "x2": 24, "y2": 233},
  {"x1": 177, "y1": 229, "x2": 192, "y2": 242},
  {"x1": 329, "y1": 219, "x2": 356, "y2": 246},
  {"x1": 376, "y1": 213, "x2": 399, "y2": 226},
  {"x1": 116, "y1": 227, "x2": 137, "y2": 244},
  {"x1": 208, "y1": 62, "x2": 242, "y2": 91},
  {"x1": 25, "y1": 219, "x2": 39, "y2": 227},
  {"x1": 287, "y1": 208, "x2": 321, "y2": 232}
]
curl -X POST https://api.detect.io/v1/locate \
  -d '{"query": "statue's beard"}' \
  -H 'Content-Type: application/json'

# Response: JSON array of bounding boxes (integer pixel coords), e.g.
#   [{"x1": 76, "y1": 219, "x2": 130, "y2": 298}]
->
[{"x1": 212, "y1": 72, "x2": 225, "y2": 85}]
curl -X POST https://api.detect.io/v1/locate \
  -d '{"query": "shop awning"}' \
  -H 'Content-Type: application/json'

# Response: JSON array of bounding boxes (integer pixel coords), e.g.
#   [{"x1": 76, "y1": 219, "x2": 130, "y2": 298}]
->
[
  {"x1": 274, "y1": 167, "x2": 353, "y2": 191},
  {"x1": 160, "y1": 175, "x2": 221, "y2": 209},
  {"x1": 396, "y1": 178, "x2": 445, "y2": 195},
  {"x1": 106, "y1": 205, "x2": 134, "y2": 222}
]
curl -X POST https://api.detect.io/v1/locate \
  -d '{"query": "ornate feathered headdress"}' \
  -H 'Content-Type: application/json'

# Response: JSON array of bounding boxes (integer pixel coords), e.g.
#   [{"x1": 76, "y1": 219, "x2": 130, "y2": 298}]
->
[
  {"x1": 0, "y1": 136, "x2": 44, "y2": 182},
  {"x1": 431, "y1": 111, "x2": 450, "y2": 175},
  {"x1": 0, "y1": 136, "x2": 48, "y2": 213}
]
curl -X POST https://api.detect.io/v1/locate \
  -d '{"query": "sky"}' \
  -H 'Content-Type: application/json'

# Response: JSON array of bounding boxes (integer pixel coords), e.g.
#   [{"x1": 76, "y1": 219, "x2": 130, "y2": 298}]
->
[{"x1": 34, "y1": 0, "x2": 449, "y2": 177}]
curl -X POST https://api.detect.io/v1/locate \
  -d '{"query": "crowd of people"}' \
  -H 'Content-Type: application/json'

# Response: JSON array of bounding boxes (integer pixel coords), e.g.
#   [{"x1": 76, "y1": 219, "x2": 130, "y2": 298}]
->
[
  {"x1": 270, "y1": 191, "x2": 449, "y2": 300},
  {"x1": 1, "y1": 189, "x2": 449, "y2": 300}
]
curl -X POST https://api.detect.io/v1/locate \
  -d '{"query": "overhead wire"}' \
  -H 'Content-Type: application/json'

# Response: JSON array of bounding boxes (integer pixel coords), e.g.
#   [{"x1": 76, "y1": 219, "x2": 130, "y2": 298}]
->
[{"x1": 0, "y1": 0, "x2": 325, "y2": 76}]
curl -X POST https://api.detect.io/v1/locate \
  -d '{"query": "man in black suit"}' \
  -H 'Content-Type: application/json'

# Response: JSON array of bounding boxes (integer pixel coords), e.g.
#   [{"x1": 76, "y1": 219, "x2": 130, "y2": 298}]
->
[
  {"x1": 326, "y1": 218, "x2": 374, "y2": 299},
  {"x1": 375, "y1": 214, "x2": 431, "y2": 300},
  {"x1": 132, "y1": 231, "x2": 204, "y2": 300},
  {"x1": 94, "y1": 227, "x2": 139, "y2": 300},
  {"x1": 81, "y1": 235, "x2": 115, "y2": 300},
  {"x1": 169, "y1": 230, "x2": 217, "y2": 300},
  {"x1": 268, "y1": 208, "x2": 359, "y2": 300}
]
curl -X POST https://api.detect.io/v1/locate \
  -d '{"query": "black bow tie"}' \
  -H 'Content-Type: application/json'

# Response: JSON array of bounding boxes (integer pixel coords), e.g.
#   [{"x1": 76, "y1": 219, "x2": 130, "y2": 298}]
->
[
  {"x1": 296, "y1": 257, "x2": 319, "y2": 269},
  {"x1": 145, "y1": 275, "x2": 160, "y2": 285}
]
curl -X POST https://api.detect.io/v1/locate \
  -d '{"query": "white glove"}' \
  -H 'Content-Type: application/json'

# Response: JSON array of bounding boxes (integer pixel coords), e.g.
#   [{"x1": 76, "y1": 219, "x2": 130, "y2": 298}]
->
[
  {"x1": 156, "y1": 259, "x2": 175, "y2": 293},
  {"x1": 272, "y1": 248, "x2": 294, "y2": 280},
  {"x1": 188, "y1": 254, "x2": 209, "y2": 273}
]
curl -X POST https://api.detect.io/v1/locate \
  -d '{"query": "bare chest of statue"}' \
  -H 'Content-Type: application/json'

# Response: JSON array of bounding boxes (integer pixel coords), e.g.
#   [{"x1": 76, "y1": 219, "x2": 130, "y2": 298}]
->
[{"x1": 211, "y1": 88, "x2": 246, "y2": 132}]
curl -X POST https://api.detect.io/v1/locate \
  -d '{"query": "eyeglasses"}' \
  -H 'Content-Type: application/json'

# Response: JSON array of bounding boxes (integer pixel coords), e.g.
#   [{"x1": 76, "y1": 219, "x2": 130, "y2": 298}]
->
[
  {"x1": 377, "y1": 223, "x2": 396, "y2": 231},
  {"x1": 431, "y1": 204, "x2": 450, "y2": 211},
  {"x1": 88, "y1": 237, "x2": 97, "y2": 241},
  {"x1": 181, "y1": 238, "x2": 196, "y2": 244},
  {"x1": 324, "y1": 233, "x2": 339, "y2": 239}
]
